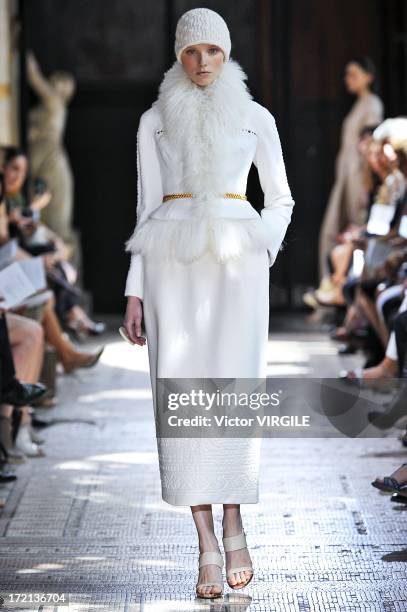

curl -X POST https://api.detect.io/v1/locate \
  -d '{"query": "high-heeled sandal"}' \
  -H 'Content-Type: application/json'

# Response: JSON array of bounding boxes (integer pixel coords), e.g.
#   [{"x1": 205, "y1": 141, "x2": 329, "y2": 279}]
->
[
  {"x1": 371, "y1": 463, "x2": 407, "y2": 493},
  {"x1": 196, "y1": 550, "x2": 224, "y2": 599},
  {"x1": 222, "y1": 530, "x2": 254, "y2": 590}
]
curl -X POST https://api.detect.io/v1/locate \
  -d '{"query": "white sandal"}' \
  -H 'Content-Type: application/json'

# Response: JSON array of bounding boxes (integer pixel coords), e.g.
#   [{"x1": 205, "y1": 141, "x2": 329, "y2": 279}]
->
[
  {"x1": 222, "y1": 530, "x2": 254, "y2": 589},
  {"x1": 196, "y1": 550, "x2": 224, "y2": 599}
]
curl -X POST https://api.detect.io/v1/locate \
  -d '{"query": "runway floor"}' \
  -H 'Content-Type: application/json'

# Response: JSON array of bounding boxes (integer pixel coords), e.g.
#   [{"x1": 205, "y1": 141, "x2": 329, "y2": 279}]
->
[{"x1": 0, "y1": 315, "x2": 406, "y2": 611}]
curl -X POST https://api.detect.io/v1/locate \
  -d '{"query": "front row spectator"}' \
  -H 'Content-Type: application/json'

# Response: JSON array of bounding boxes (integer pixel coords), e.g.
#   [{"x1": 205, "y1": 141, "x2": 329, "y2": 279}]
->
[
  {"x1": 312, "y1": 116, "x2": 407, "y2": 504},
  {"x1": 3, "y1": 147, "x2": 105, "y2": 339},
  {"x1": 0, "y1": 145, "x2": 105, "y2": 470},
  {"x1": 0, "y1": 310, "x2": 46, "y2": 479}
]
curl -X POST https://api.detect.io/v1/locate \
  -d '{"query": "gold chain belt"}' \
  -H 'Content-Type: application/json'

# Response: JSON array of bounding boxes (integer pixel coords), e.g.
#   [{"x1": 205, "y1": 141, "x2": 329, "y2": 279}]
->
[{"x1": 162, "y1": 192, "x2": 247, "y2": 203}]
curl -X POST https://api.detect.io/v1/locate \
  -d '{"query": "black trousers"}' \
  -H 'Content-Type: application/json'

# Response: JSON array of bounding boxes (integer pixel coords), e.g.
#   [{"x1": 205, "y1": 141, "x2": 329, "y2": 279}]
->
[
  {"x1": 394, "y1": 309, "x2": 407, "y2": 378},
  {"x1": 0, "y1": 312, "x2": 16, "y2": 396}
]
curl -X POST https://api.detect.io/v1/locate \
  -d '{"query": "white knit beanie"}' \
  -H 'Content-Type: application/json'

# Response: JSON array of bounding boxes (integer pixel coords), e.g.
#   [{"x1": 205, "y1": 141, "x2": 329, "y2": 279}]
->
[{"x1": 174, "y1": 8, "x2": 231, "y2": 63}]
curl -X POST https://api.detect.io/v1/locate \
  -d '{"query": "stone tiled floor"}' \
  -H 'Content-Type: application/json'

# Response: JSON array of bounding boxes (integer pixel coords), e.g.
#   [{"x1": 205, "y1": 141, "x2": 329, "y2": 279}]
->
[{"x1": 0, "y1": 317, "x2": 406, "y2": 611}]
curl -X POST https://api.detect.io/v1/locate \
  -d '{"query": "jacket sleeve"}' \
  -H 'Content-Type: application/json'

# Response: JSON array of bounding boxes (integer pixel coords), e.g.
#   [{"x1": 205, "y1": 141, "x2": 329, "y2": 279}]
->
[
  {"x1": 253, "y1": 104, "x2": 295, "y2": 267},
  {"x1": 124, "y1": 109, "x2": 163, "y2": 298}
]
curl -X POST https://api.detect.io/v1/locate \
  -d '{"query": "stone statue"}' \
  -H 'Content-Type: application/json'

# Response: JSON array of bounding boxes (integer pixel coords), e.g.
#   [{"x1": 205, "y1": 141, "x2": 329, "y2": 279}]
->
[{"x1": 27, "y1": 52, "x2": 80, "y2": 265}]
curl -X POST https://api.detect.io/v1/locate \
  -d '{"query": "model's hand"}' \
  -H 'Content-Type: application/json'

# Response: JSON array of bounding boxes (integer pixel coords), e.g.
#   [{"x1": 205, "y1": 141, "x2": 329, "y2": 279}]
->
[{"x1": 124, "y1": 296, "x2": 146, "y2": 346}]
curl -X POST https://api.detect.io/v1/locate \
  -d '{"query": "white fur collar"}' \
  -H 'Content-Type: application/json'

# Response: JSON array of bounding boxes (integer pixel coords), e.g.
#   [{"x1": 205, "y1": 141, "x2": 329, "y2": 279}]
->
[{"x1": 152, "y1": 59, "x2": 253, "y2": 212}]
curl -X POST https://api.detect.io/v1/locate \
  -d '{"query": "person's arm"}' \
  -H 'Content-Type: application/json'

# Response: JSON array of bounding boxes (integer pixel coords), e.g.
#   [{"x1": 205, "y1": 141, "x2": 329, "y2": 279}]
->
[
  {"x1": 124, "y1": 109, "x2": 163, "y2": 299},
  {"x1": 253, "y1": 104, "x2": 295, "y2": 267}
]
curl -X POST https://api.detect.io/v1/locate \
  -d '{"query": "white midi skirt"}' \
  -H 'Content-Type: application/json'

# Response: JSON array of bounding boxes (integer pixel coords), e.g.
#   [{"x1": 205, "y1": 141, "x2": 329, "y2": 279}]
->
[{"x1": 142, "y1": 248, "x2": 270, "y2": 506}]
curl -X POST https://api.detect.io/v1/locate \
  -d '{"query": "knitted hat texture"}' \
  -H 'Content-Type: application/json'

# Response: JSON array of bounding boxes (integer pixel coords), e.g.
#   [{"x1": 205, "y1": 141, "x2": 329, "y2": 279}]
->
[{"x1": 174, "y1": 8, "x2": 231, "y2": 63}]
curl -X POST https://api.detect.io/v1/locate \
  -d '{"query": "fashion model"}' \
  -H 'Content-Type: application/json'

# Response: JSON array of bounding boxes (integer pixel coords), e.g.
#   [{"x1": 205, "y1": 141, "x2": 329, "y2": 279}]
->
[
  {"x1": 318, "y1": 56, "x2": 384, "y2": 280},
  {"x1": 123, "y1": 8, "x2": 295, "y2": 599}
]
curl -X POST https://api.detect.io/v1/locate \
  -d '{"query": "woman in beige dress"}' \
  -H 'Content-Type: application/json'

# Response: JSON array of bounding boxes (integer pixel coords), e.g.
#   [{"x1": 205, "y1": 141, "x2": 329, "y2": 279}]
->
[{"x1": 318, "y1": 57, "x2": 384, "y2": 281}]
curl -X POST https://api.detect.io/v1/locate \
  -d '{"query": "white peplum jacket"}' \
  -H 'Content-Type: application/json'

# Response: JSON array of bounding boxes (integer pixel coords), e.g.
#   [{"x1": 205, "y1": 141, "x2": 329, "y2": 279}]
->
[{"x1": 124, "y1": 59, "x2": 295, "y2": 299}]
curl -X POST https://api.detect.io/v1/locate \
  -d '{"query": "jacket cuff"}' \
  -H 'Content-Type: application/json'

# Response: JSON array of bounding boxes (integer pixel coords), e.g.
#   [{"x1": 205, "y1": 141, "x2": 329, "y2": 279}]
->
[
  {"x1": 261, "y1": 206, "x2": 293, "y2": 267},
  {"x1": 125, "y1": 254, "x2": 144, "y2": 299}
]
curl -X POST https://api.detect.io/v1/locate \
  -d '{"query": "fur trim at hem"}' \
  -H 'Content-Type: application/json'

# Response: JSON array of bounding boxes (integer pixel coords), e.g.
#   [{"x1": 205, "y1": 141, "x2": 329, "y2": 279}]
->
[{"x1": 125, "y1": 217, "x2": 272, "y2": 264}]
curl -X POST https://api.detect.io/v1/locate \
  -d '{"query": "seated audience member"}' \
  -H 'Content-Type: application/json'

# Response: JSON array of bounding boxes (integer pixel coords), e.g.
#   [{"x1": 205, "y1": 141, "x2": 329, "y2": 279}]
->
[
  {"x1": 0, "y1": 298, "x2": 47, "y2": 462},
  {"x1": 338, "y1": 118, "x2": 407, "y2": 379},
  {"x1": 1, "y1": 157, "x2": 104, "y2": 462},
  {"x1": 0, "y1": 150, "x2": 105, "y2": 376},
  {"x1": 2, "y1": 146, "x2": 105, "y2": 338}
]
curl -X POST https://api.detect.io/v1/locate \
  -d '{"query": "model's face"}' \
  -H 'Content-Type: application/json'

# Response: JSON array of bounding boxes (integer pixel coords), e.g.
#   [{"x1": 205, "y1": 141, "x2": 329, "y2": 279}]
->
[
  {"x1": 344, "y1": 62, "x2": 372, "y2": 94},
  {"x1": 4, "y1": 155, "x2": 28, "y2": 194},
  {"x1": 181, "y1": 44, "x2": 225, "y2": 87}
]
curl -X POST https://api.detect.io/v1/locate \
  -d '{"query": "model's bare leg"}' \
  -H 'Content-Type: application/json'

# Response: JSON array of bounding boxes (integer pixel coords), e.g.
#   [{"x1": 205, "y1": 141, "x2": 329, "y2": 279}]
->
[
  {"x1": 191, "y1": 504, "x2": 222, "y2": 597},
  {"x1": 222, "y1": 504, "x2": 253, "y2": 587}
]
